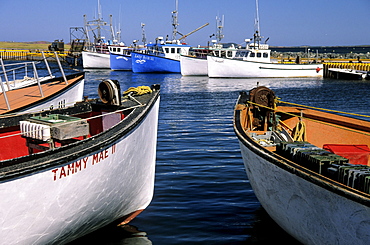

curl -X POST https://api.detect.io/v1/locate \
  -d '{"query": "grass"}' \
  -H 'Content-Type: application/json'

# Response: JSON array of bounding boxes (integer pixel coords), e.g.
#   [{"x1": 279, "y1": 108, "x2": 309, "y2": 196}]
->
[{"x1": 0, "y1": 41, "x2": 70, "y2": 50}]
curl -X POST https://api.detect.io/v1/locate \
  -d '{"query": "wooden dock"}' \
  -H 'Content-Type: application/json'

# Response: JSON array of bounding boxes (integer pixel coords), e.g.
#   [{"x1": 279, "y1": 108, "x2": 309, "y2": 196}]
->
[{"x1": 323, "y1": 62, "x2": 370, "y2": 79}]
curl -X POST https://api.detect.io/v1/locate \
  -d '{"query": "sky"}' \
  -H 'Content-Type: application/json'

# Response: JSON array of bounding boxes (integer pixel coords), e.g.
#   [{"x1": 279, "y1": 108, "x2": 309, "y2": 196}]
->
[{"x1": 1, "y1": 0, "x2": 370, "y2": 47}]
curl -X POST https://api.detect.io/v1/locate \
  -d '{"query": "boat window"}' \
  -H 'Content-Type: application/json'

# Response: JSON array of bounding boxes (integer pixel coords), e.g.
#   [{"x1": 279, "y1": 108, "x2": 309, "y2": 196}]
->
[
  {"x1": 250, "y1": 52, "x2": 256, "y2": 58},
  {"x1": 257, "y1": 53, "x2": 262, "y2": 58},
  {"x1": 165, "y1": 48, "x2": 169, "y2": 53},
  {"x1": 227, "y1": 51, "x2": 233, "y2": 57},
  {"x1": 112, "y1": 47, "x2": 116, "y2": 52},
  {"x1": 117, "y1": 48, "x2": 120, "y2": 52},
  {"x1": 171, "y1": 48, "x2": 176, "y2": 53},
  {"x1": 177, "y1": 48, "x2": 181, "y2": 54},
  {"x1": 236, "y1": 51, "x2": 249, "y2": 58},
  {"x1": 263, "y1": 52, "x2": 269, "y2": 58}
]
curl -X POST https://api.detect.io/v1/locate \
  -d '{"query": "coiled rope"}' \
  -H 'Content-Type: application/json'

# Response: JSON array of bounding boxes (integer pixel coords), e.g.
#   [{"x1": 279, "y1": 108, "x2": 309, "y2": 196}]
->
[{"x1": 123, "y1": 86, "x2": 152, "y2": 96}]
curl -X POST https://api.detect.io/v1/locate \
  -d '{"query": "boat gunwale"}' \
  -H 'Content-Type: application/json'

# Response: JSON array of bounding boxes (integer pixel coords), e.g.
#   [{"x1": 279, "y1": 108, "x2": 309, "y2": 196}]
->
[
  {"x1": 233, "y1": 96, "x2": 370, "y2": 207},
  {"x1": 0, "y1": 87, "x2": 160, "y2": 182}
]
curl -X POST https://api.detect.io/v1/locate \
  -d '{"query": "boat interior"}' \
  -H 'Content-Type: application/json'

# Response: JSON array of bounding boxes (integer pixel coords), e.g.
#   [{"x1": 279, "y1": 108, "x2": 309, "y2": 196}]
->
[
  {"x1": 0, "y1": 80, "x2": 151, "y2": 162},
  {"x1": 236, "y1": 86, "x2": 370, "y2": 194},
  {"x1": 0, "y1": 101, "x2": 129, "y2": 162}
]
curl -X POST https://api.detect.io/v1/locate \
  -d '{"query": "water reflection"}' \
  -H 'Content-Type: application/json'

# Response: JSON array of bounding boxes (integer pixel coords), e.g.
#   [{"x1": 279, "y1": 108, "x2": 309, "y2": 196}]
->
[
  {"x1": 245, "y1": 207, "x2": 302, "y2": 244},
  {"x1": 68, "y1": 224, "x2": 152, "y2": 245}
]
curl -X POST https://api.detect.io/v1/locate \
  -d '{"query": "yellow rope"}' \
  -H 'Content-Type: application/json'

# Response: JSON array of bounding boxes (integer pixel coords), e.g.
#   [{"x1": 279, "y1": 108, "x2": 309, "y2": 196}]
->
[
  {"x1": 123, "y1": 86, "x2": 152, "y2": 96},
  {"x1": 293, "y1": 121, "x2": 307, "y2": 141}
]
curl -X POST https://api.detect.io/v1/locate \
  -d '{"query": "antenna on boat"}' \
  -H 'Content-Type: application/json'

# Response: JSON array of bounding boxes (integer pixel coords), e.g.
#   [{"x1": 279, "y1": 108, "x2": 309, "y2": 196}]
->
[
  {"x1": 109, "y1": 15, "x2": 116, "y2": 43},
  {"x1": 141, "y1": 23, "x2": 147, "y2": 46},
  {"x1": 253, "y1": 0, "x2": 263, "y2": 49},
  {"x1": 172, "y1": 0, "x2": 179, "y2": 41},
  {"x1": 216, "y1": 15, "x2": 224, "y2": 42},
  {"x1": 115, "y1": 5, "x2": 122, "y2": 44},
  {"x1": 97, "y1": 0, "x2": 103, "y2": 42},
  {"x1": 255, "y1": 0, "x2": 260, "y2": 35}
]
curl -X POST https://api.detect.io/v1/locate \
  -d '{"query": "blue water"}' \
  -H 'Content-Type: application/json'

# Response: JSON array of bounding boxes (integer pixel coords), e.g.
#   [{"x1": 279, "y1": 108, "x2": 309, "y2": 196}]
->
[
  {"x1": 67, "y1": 69, "x2": 370, "y2": 245},
  {"x1": 7, "y1": 62, "x2": 370, "y2": 244}
]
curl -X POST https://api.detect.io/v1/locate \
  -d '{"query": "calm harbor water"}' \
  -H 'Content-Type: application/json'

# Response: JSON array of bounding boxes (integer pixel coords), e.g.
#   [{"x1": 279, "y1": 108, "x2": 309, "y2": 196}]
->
[
  {"x1": 65, "y1": 69, "x2": 370, "y2": 245},
  {"x1": 6, "y1": 62, "x2": 370, "y2": 244}
]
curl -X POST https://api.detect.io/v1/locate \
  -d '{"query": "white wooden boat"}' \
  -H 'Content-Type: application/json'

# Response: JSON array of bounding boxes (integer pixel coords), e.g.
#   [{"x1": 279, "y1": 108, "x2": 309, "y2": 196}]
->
[
  {"x1": 180, "y1": 15, "x2": 237, "y2": 76},
  {"x1": 0, "y1": 70, "x2": 84, "y2": 115},
  {"x1": 82, "y1": 51, "x2": 110, "y2": 69},
  {"x1": 0, "y1": 60, "x2": 54, "y2": 92},
  {"x1": 180, "y1": 53, "x2": 208, "y2": 76},
  {"x1": 180, "y1": 44, "x2": 238, "y2": 76},
  {"x1": 234, "y1": 85, "x2": 370, "y2": 245},
  {"x1": 0, "y1": 82, "x2": 160, "y2": 244}
]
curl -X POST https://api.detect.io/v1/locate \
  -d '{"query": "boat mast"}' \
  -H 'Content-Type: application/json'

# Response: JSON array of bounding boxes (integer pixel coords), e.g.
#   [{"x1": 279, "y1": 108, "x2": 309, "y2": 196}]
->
[
  {"x1": 171, "y1": 0, "x2": 179, "y2": 41},
  {"x1": 109, "y1": 15, "x2": 117, "y2": 43},
  {"x1": 96, "y1": 0, "x2": 103, "y2": 42},
  {"x1": 141, "y1": 23, "x2": 147, "y2": 46},
  {"x1": 253, "y1": 0, "x2": 262, "y2": 48},
  {"x1": 216, "y1": 15, "x2": 224, "y2": 42}
]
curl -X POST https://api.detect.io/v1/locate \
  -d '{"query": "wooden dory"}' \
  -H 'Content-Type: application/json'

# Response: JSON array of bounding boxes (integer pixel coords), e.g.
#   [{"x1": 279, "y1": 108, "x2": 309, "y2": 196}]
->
[
  {"x1": 0, "y1": 82, "x2": 160, "y2": 244},
  {"x1": 234, "y1": 86, "x2": 370, "y2": 245},
  {"x1": 0, "y1": 72, "x2": 85, "y2": 115}
]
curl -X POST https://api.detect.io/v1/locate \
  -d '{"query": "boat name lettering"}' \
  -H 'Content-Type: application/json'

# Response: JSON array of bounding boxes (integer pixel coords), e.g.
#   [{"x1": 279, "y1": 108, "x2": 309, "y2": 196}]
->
[{"x1": 51, "y1": 144, "x2": 117, "y2": 181}]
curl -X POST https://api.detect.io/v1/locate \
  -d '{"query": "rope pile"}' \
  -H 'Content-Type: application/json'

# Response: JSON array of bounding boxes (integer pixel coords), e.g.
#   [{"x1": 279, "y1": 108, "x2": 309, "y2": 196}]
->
[{"x1": 123, "y1": 86, "x2": 152, "y2": 96}]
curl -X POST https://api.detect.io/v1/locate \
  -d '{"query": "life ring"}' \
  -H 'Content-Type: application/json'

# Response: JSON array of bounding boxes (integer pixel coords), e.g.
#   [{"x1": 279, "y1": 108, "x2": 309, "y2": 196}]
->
[{"x1": 316, "y1": 67, "x2": 321, "y2": 73}]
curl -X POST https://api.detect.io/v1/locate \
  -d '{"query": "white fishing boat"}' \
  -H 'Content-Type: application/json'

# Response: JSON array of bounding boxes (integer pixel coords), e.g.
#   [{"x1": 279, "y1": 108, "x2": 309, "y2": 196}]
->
[
  {"x1": 82, "y1": 50, "x2": 110, "y2": 69},
  {"x1": 0, "y1": 82, "x2": 160, "y2": 244},
  {"x1": 180, "y1": 15, "x2": 239, "y2": 76},
  {"x1": 0, "y1": 58, "x2": 84, "y2": 115},
  {"x1": 82, "y1": 1, "x2": 120, "y2": 69},
  {"x1": 207, "y1": 0, "x2": 323, "y2": 78},
  {"x1": 234, "y1": 85, "x2": 370, "y2": 245},
  {"x1": 180, "y1": 43, "x2": 238, "y2": 76}
]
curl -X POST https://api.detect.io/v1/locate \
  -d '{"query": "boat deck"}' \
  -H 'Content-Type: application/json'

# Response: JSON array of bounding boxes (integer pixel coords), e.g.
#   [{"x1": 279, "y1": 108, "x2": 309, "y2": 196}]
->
[{"x1": 0, "y1": 75, "x2": 83, "y2": 114}]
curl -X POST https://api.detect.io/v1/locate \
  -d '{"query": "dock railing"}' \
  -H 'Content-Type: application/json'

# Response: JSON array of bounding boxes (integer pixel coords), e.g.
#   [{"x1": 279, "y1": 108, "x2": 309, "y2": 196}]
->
[{"x1": 0, "y1": 49, "x2": 67, "y2": 61}]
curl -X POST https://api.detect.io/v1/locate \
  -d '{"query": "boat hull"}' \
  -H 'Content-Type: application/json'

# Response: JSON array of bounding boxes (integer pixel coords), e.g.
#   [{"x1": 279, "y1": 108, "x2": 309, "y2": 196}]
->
[
  {"x1": 208, "y1": 56, "x2": 323, "y2": 78},
  {"x1": 233, "y1": 91, "x2": 370, "y2": 245},
  {"x1": 132, "y1": 52, "x2": 180, "y2": 73},
  {"x1": 180, "y1": 55, "x2": 208, "y2": 76},
  {"x1": 110, "y1": 53, "x2": 132, "y2": 70},
  {"x1": 82, "y1": 51, "x2": 110, "y2": 69},
  {"x1": 238, "y1": 141, "x2": 370, "y2": 244},
  {"x1": 0, "y1": 93, "x2": 160, "y2": 244}
]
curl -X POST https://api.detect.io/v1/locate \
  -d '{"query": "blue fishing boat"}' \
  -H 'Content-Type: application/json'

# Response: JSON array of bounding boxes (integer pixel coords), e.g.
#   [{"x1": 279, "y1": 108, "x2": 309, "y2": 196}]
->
[
  {"x1": 109, "y1": 46, "x2": 132, "y2": 71},
  {"x1": 131, "y1": 40, "x2": 191, "y2": 73},
  {"x1": 131, "y1": 0, "x2": 208, "y2": 73}
]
